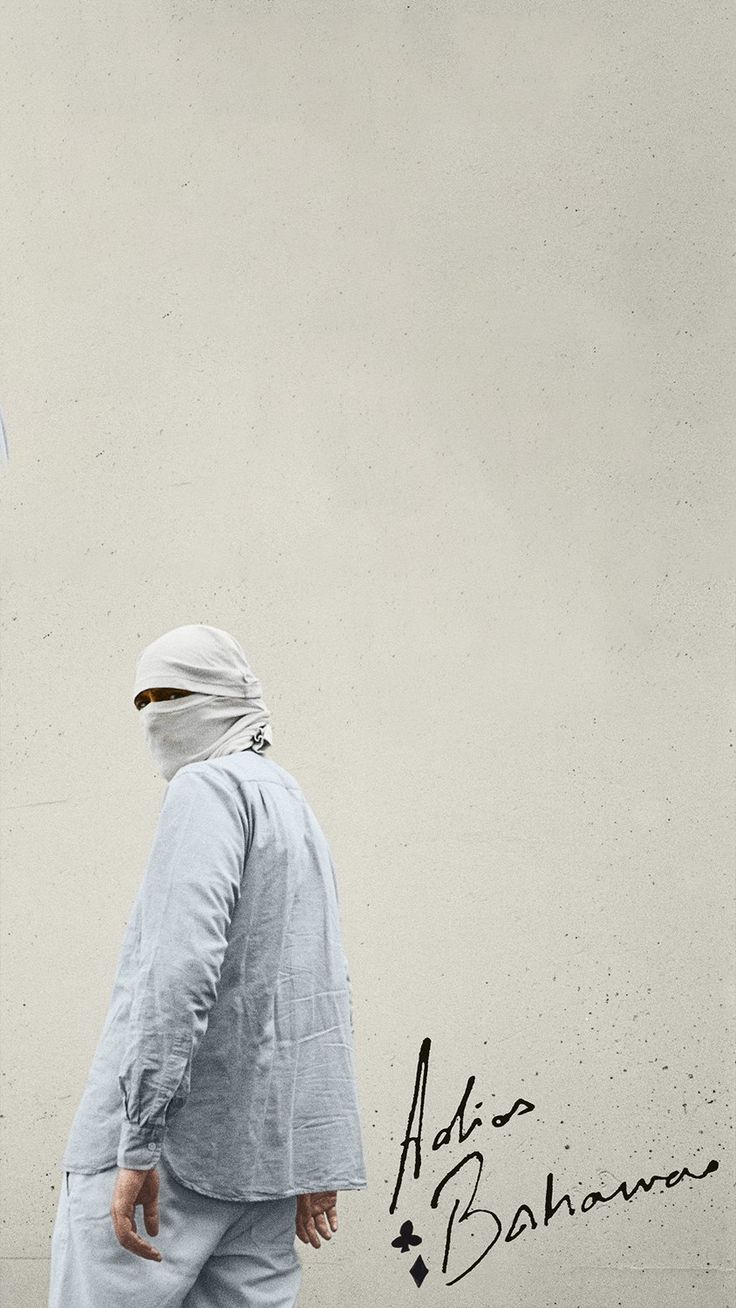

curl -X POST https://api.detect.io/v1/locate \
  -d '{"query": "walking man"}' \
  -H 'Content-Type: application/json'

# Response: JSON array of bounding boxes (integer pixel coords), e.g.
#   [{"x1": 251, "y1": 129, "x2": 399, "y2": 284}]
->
[{"x1": 49, "y1": 624, "x2": 368, "y2": 1307}]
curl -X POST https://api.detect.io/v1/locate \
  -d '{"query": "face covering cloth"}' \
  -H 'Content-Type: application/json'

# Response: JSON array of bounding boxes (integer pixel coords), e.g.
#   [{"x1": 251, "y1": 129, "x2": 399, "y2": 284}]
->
[{"x1": 133, "y1": 624, "x2": 273, "y2": 781}]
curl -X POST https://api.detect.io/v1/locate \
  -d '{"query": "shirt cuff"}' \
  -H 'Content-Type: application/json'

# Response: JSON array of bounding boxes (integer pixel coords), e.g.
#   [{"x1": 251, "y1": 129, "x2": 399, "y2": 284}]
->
[{"x1": 117, "y1": 1118, "x2": 166, "y2": 1170}]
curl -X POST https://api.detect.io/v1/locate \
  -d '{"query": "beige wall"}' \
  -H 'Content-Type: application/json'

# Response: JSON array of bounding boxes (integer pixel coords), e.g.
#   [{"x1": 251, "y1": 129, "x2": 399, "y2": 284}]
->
[{"x1": 1, "y1": 2, "x2": 733, "y2": 1304}]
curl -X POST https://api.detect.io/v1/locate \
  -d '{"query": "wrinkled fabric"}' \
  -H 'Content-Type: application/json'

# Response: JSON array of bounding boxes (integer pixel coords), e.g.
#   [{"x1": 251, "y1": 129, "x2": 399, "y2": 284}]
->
[
  {"x1": 61, "y1": 748, "x2": 367, "y2": 1201},
  {"x1": 134, "y1": 625, "x2": 273, "y2": 781}
]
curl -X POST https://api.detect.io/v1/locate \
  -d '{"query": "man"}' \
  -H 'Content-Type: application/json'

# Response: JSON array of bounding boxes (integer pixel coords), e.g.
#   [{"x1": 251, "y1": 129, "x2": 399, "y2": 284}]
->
[{"x1": 48, "y1": 624, "x2": 368, "y2": 1308}]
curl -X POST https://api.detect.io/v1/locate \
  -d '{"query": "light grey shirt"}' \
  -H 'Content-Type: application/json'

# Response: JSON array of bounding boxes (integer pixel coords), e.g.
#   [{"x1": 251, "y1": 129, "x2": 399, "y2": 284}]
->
[{"x1": 61, "y1": 748, "x2": 368, "y2": 1201}]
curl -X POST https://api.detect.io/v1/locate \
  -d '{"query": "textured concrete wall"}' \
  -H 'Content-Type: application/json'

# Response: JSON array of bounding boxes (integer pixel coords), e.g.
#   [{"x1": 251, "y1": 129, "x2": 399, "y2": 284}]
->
[{"x1": 1, "y1": 2, "x2": 733, "y2": 1303}]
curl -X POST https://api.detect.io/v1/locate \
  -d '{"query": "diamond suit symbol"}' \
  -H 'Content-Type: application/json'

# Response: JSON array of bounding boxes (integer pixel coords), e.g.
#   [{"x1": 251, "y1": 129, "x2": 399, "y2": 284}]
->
[{"x1": 410, "y1": 1255, "x2": 429, "y2": 1287}]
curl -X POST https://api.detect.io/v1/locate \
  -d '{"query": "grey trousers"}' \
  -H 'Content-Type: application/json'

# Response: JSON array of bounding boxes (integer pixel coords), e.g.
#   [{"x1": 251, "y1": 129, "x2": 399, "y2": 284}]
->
[{"x1": 48, "y1": 1156, "x2": 303, "y2": 1308}]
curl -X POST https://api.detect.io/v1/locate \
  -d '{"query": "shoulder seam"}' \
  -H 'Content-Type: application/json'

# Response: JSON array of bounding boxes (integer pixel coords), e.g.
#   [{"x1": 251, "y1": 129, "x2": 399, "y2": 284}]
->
[{"x1": 174, "y1": 764, "x2": 301, "y2": 797}]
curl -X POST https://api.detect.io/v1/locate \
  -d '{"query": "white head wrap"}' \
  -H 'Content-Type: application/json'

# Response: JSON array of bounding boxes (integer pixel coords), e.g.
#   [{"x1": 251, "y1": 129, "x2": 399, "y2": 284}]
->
[{"x1": 133, "y1": 624, "x2": 272, "y2": 781}]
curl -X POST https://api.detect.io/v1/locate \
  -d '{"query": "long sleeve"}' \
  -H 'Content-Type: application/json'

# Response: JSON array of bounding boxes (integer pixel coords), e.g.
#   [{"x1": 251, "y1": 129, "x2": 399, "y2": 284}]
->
[{"x1": 116, "y1": 765, "x2": 246, "y2": 1170}]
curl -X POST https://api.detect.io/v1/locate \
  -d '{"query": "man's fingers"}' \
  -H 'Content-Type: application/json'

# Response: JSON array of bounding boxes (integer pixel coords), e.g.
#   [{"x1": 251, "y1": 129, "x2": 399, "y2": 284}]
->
[
  {"x1": 317, "y1": 1201, "x2": 338, "y2": 1237},
  {"x1": 305, "y1": 1211, "x2": 333, "y2": 1248},
  {"x1": 110, "y1": 1167, "x2": 162, "y2": 1258},
  {"x1": 121, "y1": 1229, "x2": 163, "y2": 1262},
  {"x1": 295, "y1": 1194, "x2": 339, "y2": 1249},
  {"x1": 305, "y1": 1218, "x2": 322, "y2": 1249},
  {"x1": 143, "y1": 1198, "x2": 160, "y2": 1236},
  {"x1": 112, "y1": 1211, "x2": 163, "y2": 1262},
  {"x1": 314, "y1": 1212, "x2": 332, "y2": 1240}
]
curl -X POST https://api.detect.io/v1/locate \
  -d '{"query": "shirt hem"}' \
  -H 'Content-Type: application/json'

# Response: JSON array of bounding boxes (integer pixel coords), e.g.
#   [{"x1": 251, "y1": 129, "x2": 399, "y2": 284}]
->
[{"x1": 161, "y1": 1152, "x2": 369, "y2": 1202}]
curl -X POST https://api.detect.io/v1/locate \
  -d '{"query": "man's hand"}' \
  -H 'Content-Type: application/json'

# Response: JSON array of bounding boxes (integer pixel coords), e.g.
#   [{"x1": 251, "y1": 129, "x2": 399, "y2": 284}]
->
[
  {"x1": 110, "y1": 1167, "x2": 163, "y2": 1262},
  {"x1": 296, "y1": 1191, "x2": 338, "y2": 1248}
]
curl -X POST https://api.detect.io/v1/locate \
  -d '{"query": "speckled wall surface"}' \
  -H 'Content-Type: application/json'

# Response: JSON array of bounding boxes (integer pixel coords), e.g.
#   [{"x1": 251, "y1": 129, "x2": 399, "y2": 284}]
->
[{"x1": 0, "y1": 2, "x2": 733, "y2": 1304}]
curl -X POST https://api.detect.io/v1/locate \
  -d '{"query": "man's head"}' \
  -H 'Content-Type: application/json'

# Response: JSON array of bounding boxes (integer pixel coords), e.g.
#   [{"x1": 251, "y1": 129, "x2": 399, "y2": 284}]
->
[{"x1": 133, "y1": 625, "x2": 272, "y2": 780}]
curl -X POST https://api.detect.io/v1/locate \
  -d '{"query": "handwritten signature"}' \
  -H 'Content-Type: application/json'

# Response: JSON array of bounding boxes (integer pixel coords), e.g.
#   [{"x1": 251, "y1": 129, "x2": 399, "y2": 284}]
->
[{"x1": 389, "y1": 1037, "x2": 719, "y2": 1287}]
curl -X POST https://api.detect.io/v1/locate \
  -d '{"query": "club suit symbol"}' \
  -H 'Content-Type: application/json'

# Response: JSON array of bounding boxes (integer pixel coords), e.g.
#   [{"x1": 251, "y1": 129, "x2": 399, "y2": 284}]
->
[{"x1": 391, "y1": 1219, "x2": 422, "y2": 1253}]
